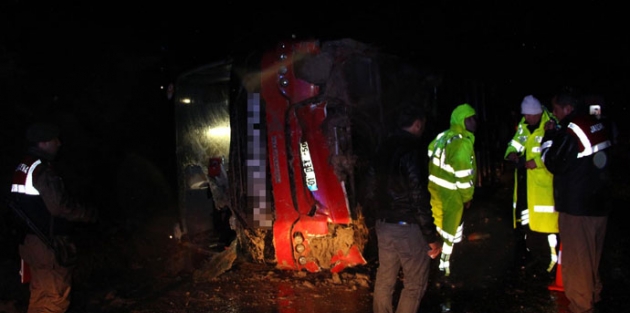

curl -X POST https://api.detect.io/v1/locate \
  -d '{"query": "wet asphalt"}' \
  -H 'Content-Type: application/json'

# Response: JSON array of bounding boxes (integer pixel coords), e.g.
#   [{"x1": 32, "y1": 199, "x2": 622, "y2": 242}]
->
[{"x1": 395, "y1": 171, "x2": 630, "y2": 313}]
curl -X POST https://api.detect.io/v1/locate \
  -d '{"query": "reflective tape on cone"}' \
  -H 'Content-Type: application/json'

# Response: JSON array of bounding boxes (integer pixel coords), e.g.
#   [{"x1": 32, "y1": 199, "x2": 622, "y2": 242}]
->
[{"x1": 548, "y1": 243, "x2": 564, "y2": 292}]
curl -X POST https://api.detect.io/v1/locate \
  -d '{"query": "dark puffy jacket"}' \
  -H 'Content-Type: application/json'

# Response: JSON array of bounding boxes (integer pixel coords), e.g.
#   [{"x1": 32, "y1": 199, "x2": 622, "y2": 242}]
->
[
  {"x1": 364, "y1": 129, "x2": 439, "y2": 243},
  {"x1": 543, "y1": 112, "x2": 613, "y2": 216}
]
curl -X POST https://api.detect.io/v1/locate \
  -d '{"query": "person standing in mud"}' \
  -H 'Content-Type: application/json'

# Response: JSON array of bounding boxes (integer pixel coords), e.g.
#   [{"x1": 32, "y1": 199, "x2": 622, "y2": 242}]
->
[
  {"x1": 427, "y1": 103, "x2": 478, "y2": 283},
  {"x1": 10, "y1": 122, "x2": 97, "y2": 313},
  {"x1": 366, "y1": 102, "x2": 442, "y2": 313},
  {"x1": 542, "y1": 88, "x2": 613, "y2": 313},
  {"x1": 504, "y1": 95, "x2": 559, "y2": 281}
]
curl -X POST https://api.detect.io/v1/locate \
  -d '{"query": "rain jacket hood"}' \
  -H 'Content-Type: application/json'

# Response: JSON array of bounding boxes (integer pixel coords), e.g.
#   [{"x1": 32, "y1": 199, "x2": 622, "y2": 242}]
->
[{"x1": 450, "y1": 103, "x2": 476, "y2": 136}]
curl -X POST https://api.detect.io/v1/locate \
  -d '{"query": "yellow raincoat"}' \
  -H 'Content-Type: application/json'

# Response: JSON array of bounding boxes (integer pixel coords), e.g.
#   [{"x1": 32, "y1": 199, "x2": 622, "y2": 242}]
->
[
  {"x1": 504, "y1": 106, "x2": 558, "y2": 233},
  {"x1": 428, "y1": 103, "x2": 477, "y2": 275}
]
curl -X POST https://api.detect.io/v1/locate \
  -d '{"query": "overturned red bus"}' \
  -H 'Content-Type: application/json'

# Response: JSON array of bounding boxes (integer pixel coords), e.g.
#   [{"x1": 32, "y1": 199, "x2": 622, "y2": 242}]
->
[{"x1": 173, "y1": 38, "x2": 439, "y2": 272}]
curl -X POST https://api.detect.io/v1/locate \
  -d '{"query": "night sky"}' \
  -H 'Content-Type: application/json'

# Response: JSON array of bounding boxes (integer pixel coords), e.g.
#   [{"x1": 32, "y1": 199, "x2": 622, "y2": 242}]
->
[
  {"x1": 1, "y1": 2, "x2": 629, "y2": 202},
  {"x1": 3, "y1": 2, "x2": 628, "y2": 102}
]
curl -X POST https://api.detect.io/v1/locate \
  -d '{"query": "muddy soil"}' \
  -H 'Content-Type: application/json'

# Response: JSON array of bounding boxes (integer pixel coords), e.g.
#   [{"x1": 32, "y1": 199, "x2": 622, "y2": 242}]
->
[{"x1": 1, "y1": 167, "x2": 629, "y2": 313}]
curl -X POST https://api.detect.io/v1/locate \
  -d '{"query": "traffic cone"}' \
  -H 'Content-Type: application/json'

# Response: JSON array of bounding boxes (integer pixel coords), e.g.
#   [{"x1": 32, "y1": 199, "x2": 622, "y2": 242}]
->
[{"x1": 548, "y1": 243, "x2": 564, "y2": 291}]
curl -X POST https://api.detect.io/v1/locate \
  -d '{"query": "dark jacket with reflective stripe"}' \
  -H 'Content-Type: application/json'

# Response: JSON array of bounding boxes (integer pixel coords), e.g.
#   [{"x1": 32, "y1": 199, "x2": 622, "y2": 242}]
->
[
  {"x1": 11, "y1": 148, "x2": 95, "y2": 238},
  {"x1": 543, "y1": 112, "x2": 613, "y2": 216}
]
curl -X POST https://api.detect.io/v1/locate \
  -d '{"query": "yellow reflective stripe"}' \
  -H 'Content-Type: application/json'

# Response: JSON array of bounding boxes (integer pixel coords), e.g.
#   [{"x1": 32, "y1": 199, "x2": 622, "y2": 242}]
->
[
  {"x1": 432, "y1": 156, "x2": 474, "y2": 178},
  {"x1": 430, "y1": 146, "x2": 444, "y2": 158},
  {"x1": 510, "y1": 139, "x2": 524, "y2": 152},
  {"x1": 454, "y1": 169, "x2": 473, "y2": 178},
  {"x1": 436, "y1": 224, "x2": 463, "y2": 244},
  {"x1": 442, "y1": 242, "x2": 453, "y2": 254},
  {"x1": 429, "y1": 174, "x2": 473, "y2": 190},
  {"x1": 447, "y1": 134, "x2": 463, "y2": 144},
  {"x1": 439, "y1": 258, "x2": 450, "y2": 274},
  {"x1": 541, "y1": 139, "x2": 553, "y2": 162},
  {"x1": 533, "y1": 205, "x2": 555, "y2": 213},
  {"x1": 531, "y1": 147, "x2": 541, "y2": 153},
  {"x1": 432, "y1": 157, "x2": 456, "y2": 174},
  {"x1": 455, "y1": 180, "x2": 473, "y2": 189},
  {"x1": 454, "y1": 224, "x2": 463, "y2": 243},
  {"x1": 429, "y1": 175, "x2": 457, "y2": 190},
  {"x1": 520, "y1": 209, "x2": 529, "y2": 226},
  {"x1": 547, "y1": 234, "x2": 558, "y2": 272}
]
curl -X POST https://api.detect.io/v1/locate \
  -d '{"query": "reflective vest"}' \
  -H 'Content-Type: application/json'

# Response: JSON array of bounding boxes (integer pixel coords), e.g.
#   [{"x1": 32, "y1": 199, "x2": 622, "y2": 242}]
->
[
  {"x1": 568, "y1": 115, "x2": 612, "y2": 161},
  {"x1": 12, "y1": 156, "x2": 49, "y2": 231},
  {"x1": 12, "y1": 156, "x2": 42, "y2": 196},
  {"x1": 11, "y1": 155, "x2": 69, "y2": 236},
  {"x1": 504, "y1": 109, "x2": 558, "y2": 233}
]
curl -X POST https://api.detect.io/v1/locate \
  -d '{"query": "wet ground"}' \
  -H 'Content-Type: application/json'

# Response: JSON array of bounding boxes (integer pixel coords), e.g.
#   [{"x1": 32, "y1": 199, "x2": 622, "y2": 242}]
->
[{"x1": 1, "y1": 166, "x2": 629, "y2": 313}]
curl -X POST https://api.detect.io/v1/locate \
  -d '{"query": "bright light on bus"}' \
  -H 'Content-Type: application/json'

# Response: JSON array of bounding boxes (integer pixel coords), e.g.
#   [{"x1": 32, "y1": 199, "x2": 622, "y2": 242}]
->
[{"x1": 207, "y1": 126, "x2": 230, "y2": 138}]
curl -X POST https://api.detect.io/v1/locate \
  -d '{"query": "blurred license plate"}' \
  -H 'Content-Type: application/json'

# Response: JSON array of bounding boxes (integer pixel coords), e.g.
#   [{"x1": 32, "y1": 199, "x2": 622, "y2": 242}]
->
[{"x1": 300, "y1": 142, "x2": 318, "y2": 191}]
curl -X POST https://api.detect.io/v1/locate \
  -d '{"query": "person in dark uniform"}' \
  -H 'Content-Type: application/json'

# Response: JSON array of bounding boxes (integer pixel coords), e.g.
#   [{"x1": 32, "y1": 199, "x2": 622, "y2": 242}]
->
[
  {"x1": 11, "y1": 122, "x2": 97, "y2": 313},
  {"x1": 542, "y1": 89, "x2": 613, "y2": 313}
]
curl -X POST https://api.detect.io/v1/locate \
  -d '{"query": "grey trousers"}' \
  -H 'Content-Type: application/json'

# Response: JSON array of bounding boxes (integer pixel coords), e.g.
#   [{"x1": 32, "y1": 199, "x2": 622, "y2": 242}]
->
[{"x1": 373, "y1": 220, "x2": 432, "y2": 313}]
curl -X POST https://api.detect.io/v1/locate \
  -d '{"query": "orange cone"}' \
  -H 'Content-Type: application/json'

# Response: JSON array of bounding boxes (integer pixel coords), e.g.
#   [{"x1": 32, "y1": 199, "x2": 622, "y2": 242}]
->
[{"x1": 548, "y1": 243, "x2": 564, "y2": 291}]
